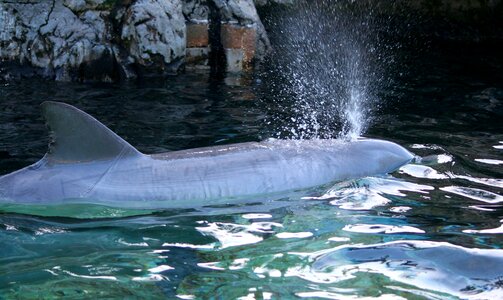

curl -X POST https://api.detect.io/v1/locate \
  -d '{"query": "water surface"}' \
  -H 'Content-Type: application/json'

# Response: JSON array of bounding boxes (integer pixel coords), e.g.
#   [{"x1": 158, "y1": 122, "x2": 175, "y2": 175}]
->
[{"x1": 0, "y1": 42, "x2": 502, "y2": 299}]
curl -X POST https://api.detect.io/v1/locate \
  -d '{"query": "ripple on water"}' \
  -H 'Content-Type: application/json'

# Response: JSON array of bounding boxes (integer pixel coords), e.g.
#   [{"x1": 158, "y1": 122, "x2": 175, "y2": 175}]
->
[
  {"x1": 304, "y1": 240, "x2": 503, "y2": 299},
  {"x1": 307, "y1": 177, "x2": 434, "y2": 210},
  {"x1": 195, "y1": 221, "x2": 282, "y2": 249},
  {"x1": 342, "y1": 224, "x2": 425, "y2": 234},
  {"x1": 295, "y1": 291, "x2": 407, "y2": 299},
  {"x1": 198, "y1": 257, "x2": 250, "y2": 271},
  {"x1": 449, "y1": 173, "x2": 503, "y2": 189},
  {"x1": 464, "y1": 220, "x2": 503, "y2": 234},
  {"x1": 389, "y1": 206, "x2": 412, "y2": 213},
  {"x1": 475, "y1": 158, "x2": 503, "y2": 165},
  {"x1": 241, "y1": 213, "x2": 273, "y2": 220},
  {"x1": 441, "y1": 186, "x2": 503, "y2": 203},
  {"x1": 276, "y1": 232, "x2": 314, "y2": 239},
  {"x1": 399, "y1": 164, "x2": 449, "y2": 179}
]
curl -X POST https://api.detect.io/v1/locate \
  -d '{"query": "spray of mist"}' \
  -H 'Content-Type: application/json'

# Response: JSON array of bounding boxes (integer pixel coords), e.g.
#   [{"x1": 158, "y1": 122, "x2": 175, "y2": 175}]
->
[{"x1": 259, "y1": 0, "x2": 405, "y2": 140}]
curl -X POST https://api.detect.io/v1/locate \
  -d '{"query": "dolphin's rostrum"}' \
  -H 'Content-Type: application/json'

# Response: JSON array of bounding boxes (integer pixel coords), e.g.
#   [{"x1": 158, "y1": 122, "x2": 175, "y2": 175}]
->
[{"x1": 0, "y1": 102, "x2": 414, "y2": 209}]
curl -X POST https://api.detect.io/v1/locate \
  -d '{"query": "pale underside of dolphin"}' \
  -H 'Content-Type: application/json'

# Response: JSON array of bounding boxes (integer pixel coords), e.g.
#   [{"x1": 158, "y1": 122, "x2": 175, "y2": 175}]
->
[{"x1": 0, "y1": 102, "x2": 414, "y2": 209}]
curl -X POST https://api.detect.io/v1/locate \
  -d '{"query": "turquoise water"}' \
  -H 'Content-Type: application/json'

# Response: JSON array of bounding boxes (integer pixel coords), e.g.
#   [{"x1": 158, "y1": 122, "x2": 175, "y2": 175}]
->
[{"x1": 1, "y1": 42, "x2": 503, "y2": 299}]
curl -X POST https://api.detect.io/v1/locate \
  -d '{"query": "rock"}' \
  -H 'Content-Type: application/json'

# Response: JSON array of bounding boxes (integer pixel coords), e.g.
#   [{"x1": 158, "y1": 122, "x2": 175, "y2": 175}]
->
[
  {"x1": 120, "y1": 0, "x2": 186, "y2": 75},
  {"x1": 0, "y1": 0, "x2": 114, "y2": 81},
  {"x1": 41, "y1": 4, "x2": 111, "y2": 80},
  {"x1": 183, "y1": 0, "x2": 210, "y2": 22},
  {"x1": 63, "y1": 0, "x2": 107, "y2": 12},
  {"x1": 254, "y1": 0, "x2": 295, "y2": 6},
  {"x1": 0, "y1": 4, "x2": 24, "y2": 63},
  {"x1": 213, "y1": 0, "x2": 257, "y2": 25},
  {"x1": 0, "y1": 0, "x2": 186, "y2": 81},
  {"x1": 0, "y1": 0, "x2": 274, "y2": 81}
]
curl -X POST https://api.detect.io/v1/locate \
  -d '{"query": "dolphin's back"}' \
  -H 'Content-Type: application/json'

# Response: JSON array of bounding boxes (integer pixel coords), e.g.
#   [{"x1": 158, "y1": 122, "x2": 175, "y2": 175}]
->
[
  {"x1": 150, "y1": 142, "x2": 265, "y2": 160},
  {"x1": 83, "y1": 141, "x2": 296, "y2": 205},
  {"x1": 85, "y1": 139, "x2": 413, "y2": 208}
]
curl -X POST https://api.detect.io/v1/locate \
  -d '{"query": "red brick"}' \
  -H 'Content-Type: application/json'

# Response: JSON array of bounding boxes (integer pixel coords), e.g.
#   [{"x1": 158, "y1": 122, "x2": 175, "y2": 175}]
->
[
  {"x1": 220, "y1": 24, "x2": 256, "y2": 69},
  {"x1": 186, "y1": 23, "x2": 209, "y2": 48}
]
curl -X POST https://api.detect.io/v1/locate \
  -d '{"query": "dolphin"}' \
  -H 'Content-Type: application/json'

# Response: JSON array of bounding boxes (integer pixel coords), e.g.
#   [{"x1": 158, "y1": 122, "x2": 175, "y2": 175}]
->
[{"x1": 0, "y1": 101, "x2": 414, "y2": 209}]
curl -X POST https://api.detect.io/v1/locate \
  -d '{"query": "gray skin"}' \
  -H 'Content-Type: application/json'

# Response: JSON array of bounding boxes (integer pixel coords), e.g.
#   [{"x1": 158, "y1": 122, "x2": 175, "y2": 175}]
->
[{"x1": 0, "y1": 102, "x2": 415, "y2": 209}]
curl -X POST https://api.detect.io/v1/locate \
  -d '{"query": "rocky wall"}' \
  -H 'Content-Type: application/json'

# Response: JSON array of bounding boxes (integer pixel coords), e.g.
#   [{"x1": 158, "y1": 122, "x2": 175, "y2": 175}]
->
[
  {"x1": 1, "y1": 0, "x2": 501, "y2": 82},
  {"x1": 0, "y1": 0, "x2": 274, "y2": 81}
]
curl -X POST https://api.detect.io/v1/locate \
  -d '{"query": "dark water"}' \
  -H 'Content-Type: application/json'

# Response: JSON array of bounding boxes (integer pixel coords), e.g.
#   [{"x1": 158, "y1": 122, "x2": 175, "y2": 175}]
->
[{"x1": 1, "y1": 42, "x2": 502, "y2": 299}]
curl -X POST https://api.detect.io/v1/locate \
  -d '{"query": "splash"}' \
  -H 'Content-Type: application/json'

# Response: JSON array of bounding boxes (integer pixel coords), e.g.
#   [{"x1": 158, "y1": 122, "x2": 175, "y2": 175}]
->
[
  {"x1": 342, "y1": 86, "x2": 367, "y2": 140},
  {"x1": 260, "y1": 0, "x2": 404, "y2": 140}
]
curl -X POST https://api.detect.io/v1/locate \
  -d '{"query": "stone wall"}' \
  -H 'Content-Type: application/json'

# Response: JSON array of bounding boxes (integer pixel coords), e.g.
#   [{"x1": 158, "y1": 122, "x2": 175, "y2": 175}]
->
[
  {"x1": 1, "y1": 0, "x2": 501, "y2": 81},
  {"x1": 184, "y1": 0, "x2": 270, "y2": 73},
  {"x1": 0, "y1": 0, "x2": 273, "y2": 81}
]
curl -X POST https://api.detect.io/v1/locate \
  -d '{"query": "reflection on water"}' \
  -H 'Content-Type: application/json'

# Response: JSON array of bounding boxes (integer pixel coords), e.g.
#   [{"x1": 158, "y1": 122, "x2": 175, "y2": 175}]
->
[
  {"x1": 1, "y1": 42, "x2": 503, "y2": 298},
  {"x1": 309, "y1": 240, "x2": 503, "y2": 298}
]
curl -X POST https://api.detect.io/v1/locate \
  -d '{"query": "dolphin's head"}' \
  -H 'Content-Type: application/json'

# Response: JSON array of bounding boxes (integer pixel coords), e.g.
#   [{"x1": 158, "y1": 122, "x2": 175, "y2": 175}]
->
[{"x1": 350, "y1": 138, "x2": 415, "y2": 174}]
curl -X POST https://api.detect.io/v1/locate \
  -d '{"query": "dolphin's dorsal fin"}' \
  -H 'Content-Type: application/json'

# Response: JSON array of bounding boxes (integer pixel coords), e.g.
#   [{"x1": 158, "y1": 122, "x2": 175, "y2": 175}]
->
[{"x1": 41, "y1": 101, "x2": 142, "y2": 163}]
